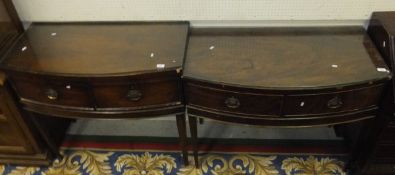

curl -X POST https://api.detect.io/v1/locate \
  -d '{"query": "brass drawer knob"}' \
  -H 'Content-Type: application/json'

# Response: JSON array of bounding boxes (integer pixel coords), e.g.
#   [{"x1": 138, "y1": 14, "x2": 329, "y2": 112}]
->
[
  {"x1": 126, "y1": 89, "x2": 142, "y2": 101},
  {"x1": 45, "y1": 88, "x2": 58, "y2": 100},
  {"x1": 327, "y1": 96, "x2": 343, "y2": 109},
  {"x1": 225, "y1": 97, "x2": 240, "y2": 109}
]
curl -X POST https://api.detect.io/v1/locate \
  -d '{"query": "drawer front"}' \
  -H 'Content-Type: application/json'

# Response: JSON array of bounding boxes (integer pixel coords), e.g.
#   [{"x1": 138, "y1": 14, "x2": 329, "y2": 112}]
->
[
  {"x1": 11, "y1": 76, "x2": 93, "y2": 109},
  {"x1": 93, "y1": 78, "x2": 181, "y2": 109},
  {"x1": 185, "y1": 83, "x2": 283, "y2": 116},
  {"x1": 283, "y1": 85, "x2": 383, "y2": 116}
]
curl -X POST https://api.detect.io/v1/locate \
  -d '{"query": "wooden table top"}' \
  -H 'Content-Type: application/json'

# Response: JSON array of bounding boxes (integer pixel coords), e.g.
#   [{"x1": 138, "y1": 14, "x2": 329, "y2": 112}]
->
[
  {"x1": 0, "y1": 22, "x2": 189, "y2": 76},
  {"x1": 184, "y1": 27, "x2": 391, "y2": 90}
]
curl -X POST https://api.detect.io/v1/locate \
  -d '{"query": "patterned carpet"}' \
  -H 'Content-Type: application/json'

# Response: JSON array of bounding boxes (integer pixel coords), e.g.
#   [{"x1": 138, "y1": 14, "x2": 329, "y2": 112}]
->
[{"x1": 0, "y1": 136, "x2": 348, "y2": 175}]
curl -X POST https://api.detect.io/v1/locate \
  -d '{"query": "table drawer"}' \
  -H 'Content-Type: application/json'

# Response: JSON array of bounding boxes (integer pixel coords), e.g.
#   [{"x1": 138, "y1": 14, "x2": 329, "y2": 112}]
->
[
  {"x1": 11, "y1": 75, "x2": 93, "y2": 109},
  {"x1": 93, "y1": 78, "x2": 181, "y2": 109},
  {"x1": 283, "y1": 85, "x2": 383, "y2": 116},
  {"x1": 185, "y1": 83, "x2": 283, "y2": 116}
]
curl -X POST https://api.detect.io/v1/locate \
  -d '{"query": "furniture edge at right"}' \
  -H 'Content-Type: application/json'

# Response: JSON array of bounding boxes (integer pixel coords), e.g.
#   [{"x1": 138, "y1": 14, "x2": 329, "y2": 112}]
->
[{"x1": 350, "y1": 11, "x2": 395, "y2": 175}]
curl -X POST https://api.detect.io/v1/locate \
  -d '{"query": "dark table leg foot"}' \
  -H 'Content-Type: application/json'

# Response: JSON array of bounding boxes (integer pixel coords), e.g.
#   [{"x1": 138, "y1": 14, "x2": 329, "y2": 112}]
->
[
  {"x1": 189, "y1": 115, "x2": 199, "y2": 167},
  {"x1": 176, "y1": 114, "x2": 189, "y2": 166}
]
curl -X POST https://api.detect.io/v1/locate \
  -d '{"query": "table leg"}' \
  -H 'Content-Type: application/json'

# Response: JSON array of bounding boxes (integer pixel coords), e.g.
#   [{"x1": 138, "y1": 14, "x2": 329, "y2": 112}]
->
[
  {"x1": 188, "y1": 115, "x2": 199, "y2": 167},
  {"x1": 176, "y1": 114, "x2": 189, "y2": 166},
  {"x1": 25, "y1": 112, "x2": 70, "y2": 159},
  {"x1": 345, "y1": 118, "x2": 374, "y2": 172}
]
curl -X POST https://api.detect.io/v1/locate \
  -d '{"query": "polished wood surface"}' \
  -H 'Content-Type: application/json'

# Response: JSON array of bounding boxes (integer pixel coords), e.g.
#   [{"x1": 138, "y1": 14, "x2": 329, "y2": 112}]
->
[
  {"x1": 282, "y1": 84, "x2": 384, "y2": 116},
  {"x1": 0, "y1": 22, "x2": 190, "y2": 166},
  {"x1": 7, "y1": 68, "x2": 185, "y2": 118},
  {"x1": 2, "y1": 22, "x2": 189, "y2": 118},
  {"x1": 184, "y1": 28, "x2": 390, "y2": 126},
  {"x1": 186, "y1": 82, "x2": 283, "y2": 116},
  {"x1": 1, "y1": 22, "x2": 189, "y2": 76},
  {"x1": 0, "y1": 14, "x2": 391, "y2": 171},
  {"x1": 91, "y1": 72, "x2": 182, "y2": 110},
  {"x1": 184, "y1": 27, "x2": 392, "y2": 168},
  {"x1": 186, "y1": 81, "x2": 384, "y2": 120},
  {"x1": 184, "y1": 27, "x2": 390, "y2": 89},
  {"x1": 12, "y1": 74, "x2": 94, "y2": 109}
]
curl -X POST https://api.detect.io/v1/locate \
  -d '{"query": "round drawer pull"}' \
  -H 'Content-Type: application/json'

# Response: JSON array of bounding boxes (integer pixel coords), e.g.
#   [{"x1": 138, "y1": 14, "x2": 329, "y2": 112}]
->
[
  {"x1": 45, "y1": 88, "x2": 58, "y2": 100},
  {"x1": 225, "y1": 97, "x2": 240, "y2": 109},
  {"x1": 126, "y1": 89, "x2": 142, "y2": 101},
  {"x1": 327, "y1": 96, "x2": 343, "y2": 109}
]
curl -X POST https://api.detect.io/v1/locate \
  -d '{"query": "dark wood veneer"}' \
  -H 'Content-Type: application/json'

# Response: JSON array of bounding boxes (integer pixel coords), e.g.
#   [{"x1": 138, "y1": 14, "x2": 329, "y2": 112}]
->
[
  {"x1": 1, "y1": 22, "x2": 188, "y2": 76},
  {"x1": 184, "y1": 27, "x2": 391, "y2": 167},
  {"x1": 0, "y1": 5, "x2": 393, "y2": 172},
  {"x1": 12, "y1": 75, "x2": 94, "y2": 109},
  {"x1": 0, "y1": 22, "x2": 191, "y2": 166},
  {"x1": 283, "y1": 84, "x2": 384, "y2": 116},
  {"x1": 185, "y1": 82, "x2": 283, "y2": 116},
  {"x1": 184, "y1": 27, "x2": 390, "y2": 89},
  {"x1": 92, "y1": 73, "x2": 182, "y2": 110}
]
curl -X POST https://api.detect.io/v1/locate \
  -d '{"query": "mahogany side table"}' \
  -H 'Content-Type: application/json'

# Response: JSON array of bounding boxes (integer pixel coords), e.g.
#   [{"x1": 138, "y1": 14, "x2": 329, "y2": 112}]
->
[
  {"x1": 0, "y1": 22, "x2": 191, "y2": 165},
  {"x1": 183, "y1": 27, "x2": 392, "y2": 166}
]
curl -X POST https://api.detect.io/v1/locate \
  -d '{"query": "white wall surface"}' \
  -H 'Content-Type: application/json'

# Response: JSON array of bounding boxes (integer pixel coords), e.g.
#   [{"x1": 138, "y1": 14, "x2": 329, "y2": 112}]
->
[{"x1": 11, "y1": 0, "x2": 395, "y2": 26}]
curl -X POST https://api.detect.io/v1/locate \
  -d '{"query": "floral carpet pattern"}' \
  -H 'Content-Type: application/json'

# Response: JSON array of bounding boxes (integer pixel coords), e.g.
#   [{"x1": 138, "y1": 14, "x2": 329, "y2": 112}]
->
[{"x1": 0, "y1": 150, "x2": 347, "y2": 175}]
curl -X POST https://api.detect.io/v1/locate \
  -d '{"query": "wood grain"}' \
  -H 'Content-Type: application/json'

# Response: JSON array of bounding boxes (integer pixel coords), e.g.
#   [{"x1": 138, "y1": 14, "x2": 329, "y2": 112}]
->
[
  {"x1": 184, "y1": 27, "x2": 391, "y2": 89},
  {"x1": 1, "y1": 22, "x2": 189, "y2": 76}
]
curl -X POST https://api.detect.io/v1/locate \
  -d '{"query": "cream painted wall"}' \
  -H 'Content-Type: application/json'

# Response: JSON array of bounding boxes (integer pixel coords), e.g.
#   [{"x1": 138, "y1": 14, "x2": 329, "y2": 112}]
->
[{"x1": 11, "y1": 0, "x2": 395, "y2": 26}]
